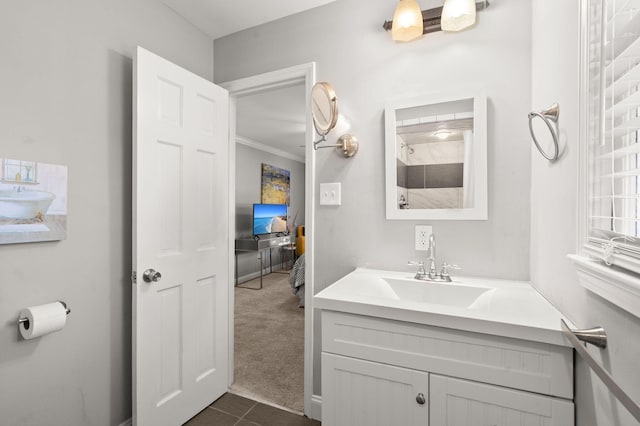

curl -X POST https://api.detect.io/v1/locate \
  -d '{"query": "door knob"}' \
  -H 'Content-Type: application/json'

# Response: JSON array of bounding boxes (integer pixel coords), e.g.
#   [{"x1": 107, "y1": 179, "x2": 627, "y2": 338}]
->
[
  {"x1": 143, "y1": 269, "x2": 162, "y2": 283},
  {"x1": 416, "y1": 393, "x2": 426, "y2": 405}
]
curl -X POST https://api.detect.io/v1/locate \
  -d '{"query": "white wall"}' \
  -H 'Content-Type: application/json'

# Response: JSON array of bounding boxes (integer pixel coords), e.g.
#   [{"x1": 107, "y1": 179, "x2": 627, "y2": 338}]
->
[
  {"x1": 215, "y1": 0, "x2": 532, "y2": 397},
  {"x1": 235, "y1": 143, "x2": 305, "y2": 281},
  {"x1": 0, "y1": 1, "x2": 213, "y2": 425},
  {"x1": 531, "y1": 2, "x2": 640, "y2": 425}
]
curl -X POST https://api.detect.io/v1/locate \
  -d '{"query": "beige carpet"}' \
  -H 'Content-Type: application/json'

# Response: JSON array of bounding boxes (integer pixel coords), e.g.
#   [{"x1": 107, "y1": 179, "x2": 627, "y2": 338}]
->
[{"x1": 231, "y1": 272, "x2": 305, "y2": 413}]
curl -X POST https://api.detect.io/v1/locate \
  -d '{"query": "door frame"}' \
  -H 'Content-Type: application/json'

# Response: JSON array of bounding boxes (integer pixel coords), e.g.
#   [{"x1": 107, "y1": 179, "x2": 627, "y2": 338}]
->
[{"x1": 220, "y1": 62, "x2": 316, "y2": 417}]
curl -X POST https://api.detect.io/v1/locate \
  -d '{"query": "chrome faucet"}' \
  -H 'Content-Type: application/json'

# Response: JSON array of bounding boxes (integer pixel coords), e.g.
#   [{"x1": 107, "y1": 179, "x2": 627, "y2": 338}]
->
[
  {"x1": 427, "y1": 233, "x2": 437, "y2": 279},
  {"x1": 408, "y1": 233, "x2": 460, "y2": 282}
]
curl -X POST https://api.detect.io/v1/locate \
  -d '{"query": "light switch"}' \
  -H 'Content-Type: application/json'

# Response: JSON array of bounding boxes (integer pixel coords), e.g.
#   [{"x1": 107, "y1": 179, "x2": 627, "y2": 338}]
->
[{"x1": 320, "y1": 182, "x2": 341, "y2": 205}]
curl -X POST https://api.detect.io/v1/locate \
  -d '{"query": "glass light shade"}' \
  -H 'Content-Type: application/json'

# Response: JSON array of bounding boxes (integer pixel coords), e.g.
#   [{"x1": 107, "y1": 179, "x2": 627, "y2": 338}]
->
[
  {"x1": 391, "y1": 0, "x2": 424, "y2": 42},
  {"x1": 441, "y1": 0, "x2": 477, "y2": 32}
]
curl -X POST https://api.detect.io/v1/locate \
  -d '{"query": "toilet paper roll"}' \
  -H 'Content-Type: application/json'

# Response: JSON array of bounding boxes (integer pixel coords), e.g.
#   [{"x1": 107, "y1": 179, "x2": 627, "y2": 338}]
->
[{"x1": 19, "y1": 302, "x2": 67, "y2": 340}]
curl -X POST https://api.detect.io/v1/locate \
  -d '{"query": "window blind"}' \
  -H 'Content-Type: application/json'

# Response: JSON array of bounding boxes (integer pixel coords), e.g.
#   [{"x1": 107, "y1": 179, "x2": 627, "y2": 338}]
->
[{"x1": 587, "y1": 0, "x2": 640, "y2": 267}]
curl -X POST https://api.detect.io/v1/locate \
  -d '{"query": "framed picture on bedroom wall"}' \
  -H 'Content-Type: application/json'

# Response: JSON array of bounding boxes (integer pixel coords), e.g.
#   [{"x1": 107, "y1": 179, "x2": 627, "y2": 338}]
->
[{"x1": 260, "y1": 163, "x2": 290, "y2": 205}]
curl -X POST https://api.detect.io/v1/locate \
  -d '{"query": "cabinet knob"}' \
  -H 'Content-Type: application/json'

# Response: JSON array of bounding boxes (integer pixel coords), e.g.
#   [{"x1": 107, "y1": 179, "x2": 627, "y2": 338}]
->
[{"x1": 416, "y1": 393, "x2": 426, "y2": 405}]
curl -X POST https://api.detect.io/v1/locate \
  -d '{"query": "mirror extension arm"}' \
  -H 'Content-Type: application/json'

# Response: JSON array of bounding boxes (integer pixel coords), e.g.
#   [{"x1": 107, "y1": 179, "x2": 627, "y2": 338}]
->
[{"x1": 314, "y1": 134, "x2": 359, "y2": 158}]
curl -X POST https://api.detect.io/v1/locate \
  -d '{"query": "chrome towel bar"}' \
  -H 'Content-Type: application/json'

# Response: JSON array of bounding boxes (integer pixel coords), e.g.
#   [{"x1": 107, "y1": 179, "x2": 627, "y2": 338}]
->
[
  {"x1": 561, "y1": 319, "x2": 640, "y2": 423},
  {"x1": 529, "y1": 103, "x2": 559, "y2": 162}
]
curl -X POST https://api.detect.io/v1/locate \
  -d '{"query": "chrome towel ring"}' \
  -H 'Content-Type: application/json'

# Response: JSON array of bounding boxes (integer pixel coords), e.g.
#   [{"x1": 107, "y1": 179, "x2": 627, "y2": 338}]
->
[{"x1": 528, "y1": 103, "x2": 559, "y2": 162}]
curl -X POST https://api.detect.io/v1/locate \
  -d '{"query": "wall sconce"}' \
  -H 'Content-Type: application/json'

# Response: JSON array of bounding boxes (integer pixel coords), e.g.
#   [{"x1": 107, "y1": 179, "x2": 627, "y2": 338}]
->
[{"x1": 383, "y1": 0, "x2": 490, "y2": 42}]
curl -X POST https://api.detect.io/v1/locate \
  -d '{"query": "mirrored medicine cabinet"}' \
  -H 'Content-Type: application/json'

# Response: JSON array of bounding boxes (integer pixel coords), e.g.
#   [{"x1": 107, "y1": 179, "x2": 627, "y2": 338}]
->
[{"x1": 385, "y1": 88, "x2": 488, "y2": 220}]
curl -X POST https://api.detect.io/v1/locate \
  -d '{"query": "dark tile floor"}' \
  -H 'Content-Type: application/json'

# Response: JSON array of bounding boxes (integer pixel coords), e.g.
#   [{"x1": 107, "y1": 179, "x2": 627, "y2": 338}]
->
[{"x1": 185, "y1": 392, "x2": 321, "y2": 426}]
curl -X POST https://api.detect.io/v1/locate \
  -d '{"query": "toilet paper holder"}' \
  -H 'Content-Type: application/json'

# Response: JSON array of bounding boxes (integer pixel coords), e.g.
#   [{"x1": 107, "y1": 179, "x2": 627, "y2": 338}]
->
[{"x1": 17, "y1": 301, "x2": 70, "y2": 327}]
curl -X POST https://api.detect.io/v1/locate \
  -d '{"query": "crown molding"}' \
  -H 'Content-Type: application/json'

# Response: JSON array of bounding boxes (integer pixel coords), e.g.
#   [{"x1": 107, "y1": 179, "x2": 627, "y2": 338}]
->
[{"x1": 236, "y1": 136, "x2": 305, "y2": 164}]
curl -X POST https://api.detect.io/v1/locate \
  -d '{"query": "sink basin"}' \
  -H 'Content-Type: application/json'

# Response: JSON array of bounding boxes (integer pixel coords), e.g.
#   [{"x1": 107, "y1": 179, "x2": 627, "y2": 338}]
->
[
  {"x1": 379, "y1": 277, "x2": 492, "y2": 308},
  {"x1": 313, "y1": 268, "x2": 573, "y2": 347}
]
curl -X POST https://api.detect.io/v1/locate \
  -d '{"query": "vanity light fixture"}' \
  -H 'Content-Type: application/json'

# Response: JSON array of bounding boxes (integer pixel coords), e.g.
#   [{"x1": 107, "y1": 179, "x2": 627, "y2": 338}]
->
[
  {"x1": 441, "y1": 0, "x2": 477, "y2": 31},
  {"x1": 383, "y1": 0, "x2": 489, "y2": 39}
]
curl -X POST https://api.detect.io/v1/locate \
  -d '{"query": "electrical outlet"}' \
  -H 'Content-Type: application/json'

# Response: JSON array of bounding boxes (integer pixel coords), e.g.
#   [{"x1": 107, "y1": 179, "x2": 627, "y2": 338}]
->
[{"x1": 415, "y1": 225, "x2": 432, "y2": 251}]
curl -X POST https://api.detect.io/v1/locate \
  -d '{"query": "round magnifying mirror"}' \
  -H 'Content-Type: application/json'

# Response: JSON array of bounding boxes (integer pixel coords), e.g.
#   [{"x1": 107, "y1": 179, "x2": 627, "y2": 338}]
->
[{"x1": 311, "y1": 82, "x2": 338, "y2": 137}]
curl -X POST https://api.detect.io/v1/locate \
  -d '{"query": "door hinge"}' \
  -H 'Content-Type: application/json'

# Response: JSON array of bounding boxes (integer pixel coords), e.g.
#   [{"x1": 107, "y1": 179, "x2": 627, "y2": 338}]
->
[{"x1": 131, "y1": 271, "x2": 137, "y2": 284}]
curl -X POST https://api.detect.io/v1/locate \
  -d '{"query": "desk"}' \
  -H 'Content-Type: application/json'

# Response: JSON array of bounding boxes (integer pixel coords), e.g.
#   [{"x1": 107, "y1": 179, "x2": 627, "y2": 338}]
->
[
  {"x1": 279, "y1": 244, "x2": 297, "y2": 271},
  {"x1": 235, "y1": 235, "x2": 291, "y2": 290}
]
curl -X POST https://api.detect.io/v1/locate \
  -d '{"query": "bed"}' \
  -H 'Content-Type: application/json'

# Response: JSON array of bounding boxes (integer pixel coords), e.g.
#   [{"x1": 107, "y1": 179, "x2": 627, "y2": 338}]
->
[{"x1": 288, "y1": 253, "x2": 305, "y2": 307}]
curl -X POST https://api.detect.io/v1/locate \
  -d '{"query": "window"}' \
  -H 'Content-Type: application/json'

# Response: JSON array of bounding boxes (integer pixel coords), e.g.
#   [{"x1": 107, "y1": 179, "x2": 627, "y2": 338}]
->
[
  {"x1": 582, "y1": 0, "x2": 640, "y2": 274},
  {"x1": 1, "y1": 159, "x2": 38, "y2": 184}
]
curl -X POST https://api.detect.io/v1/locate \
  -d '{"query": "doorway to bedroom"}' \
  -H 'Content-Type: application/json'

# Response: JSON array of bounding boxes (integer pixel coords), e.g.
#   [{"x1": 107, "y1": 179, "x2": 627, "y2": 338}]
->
[{"x1": 223, "y1": 64, "x2": 314, "y2": 414}]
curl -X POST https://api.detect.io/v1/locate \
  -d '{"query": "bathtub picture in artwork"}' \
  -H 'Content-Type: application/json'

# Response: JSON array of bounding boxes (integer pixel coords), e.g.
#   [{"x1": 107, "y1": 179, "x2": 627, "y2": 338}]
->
[{"x1": 0, "y1": 158, "x2": 67, "y2": 244}]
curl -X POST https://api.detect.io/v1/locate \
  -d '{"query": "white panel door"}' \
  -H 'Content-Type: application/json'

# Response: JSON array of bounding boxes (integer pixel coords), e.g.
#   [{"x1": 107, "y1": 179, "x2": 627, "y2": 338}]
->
[
  {"x1": 430, "y1": 375, "x2": 574, "y2": 426},
  {"x1": 133, "y1": 46, "x2": 229, "y2": 426},
  {"x1": 322, "y1": 353, "x2": 429, "y2": 426}
]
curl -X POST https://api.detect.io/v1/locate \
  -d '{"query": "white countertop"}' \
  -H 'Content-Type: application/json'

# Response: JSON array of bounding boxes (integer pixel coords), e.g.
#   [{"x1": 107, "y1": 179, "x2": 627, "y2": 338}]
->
[{"x1": 314, "y1": 267, "x2": 574, "y2": 347}]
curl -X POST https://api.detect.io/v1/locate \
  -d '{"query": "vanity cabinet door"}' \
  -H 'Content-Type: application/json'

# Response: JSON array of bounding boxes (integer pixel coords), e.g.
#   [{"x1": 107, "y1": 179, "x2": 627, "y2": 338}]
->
[
  {"x1": 322, "y1": 353, "x2": 429, "y2": 426},
  {"x1": 430, "y1": 375, "x2": 574, "y2": 426}
]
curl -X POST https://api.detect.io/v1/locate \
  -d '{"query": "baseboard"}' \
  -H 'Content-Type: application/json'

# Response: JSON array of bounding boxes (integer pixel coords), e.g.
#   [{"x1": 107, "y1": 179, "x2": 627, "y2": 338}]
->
[
  {"x1": 117, "y1": 418, "x2": 132, "y2": 426},
  {"x1": 310, "y1": 394, "x2": 322, "y2": 421}
]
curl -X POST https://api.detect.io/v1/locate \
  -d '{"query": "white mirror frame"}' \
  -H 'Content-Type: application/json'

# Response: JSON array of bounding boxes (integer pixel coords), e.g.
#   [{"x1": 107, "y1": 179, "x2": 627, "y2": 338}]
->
[{"x1": 385, "y1": 88, "x2": 488, "y2": 220}]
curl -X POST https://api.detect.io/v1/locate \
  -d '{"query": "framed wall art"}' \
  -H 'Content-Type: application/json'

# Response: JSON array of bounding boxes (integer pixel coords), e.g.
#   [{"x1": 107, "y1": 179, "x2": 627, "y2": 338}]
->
[{"x1": 0, "y1": 158, "x2": 68, "y2": 244}]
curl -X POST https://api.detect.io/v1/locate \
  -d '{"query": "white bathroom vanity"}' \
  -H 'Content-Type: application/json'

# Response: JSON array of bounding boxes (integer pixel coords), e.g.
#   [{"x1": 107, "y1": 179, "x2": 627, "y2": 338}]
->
[{"x1": 315, "y1": 268, "x2": 575, "y2": 425}]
